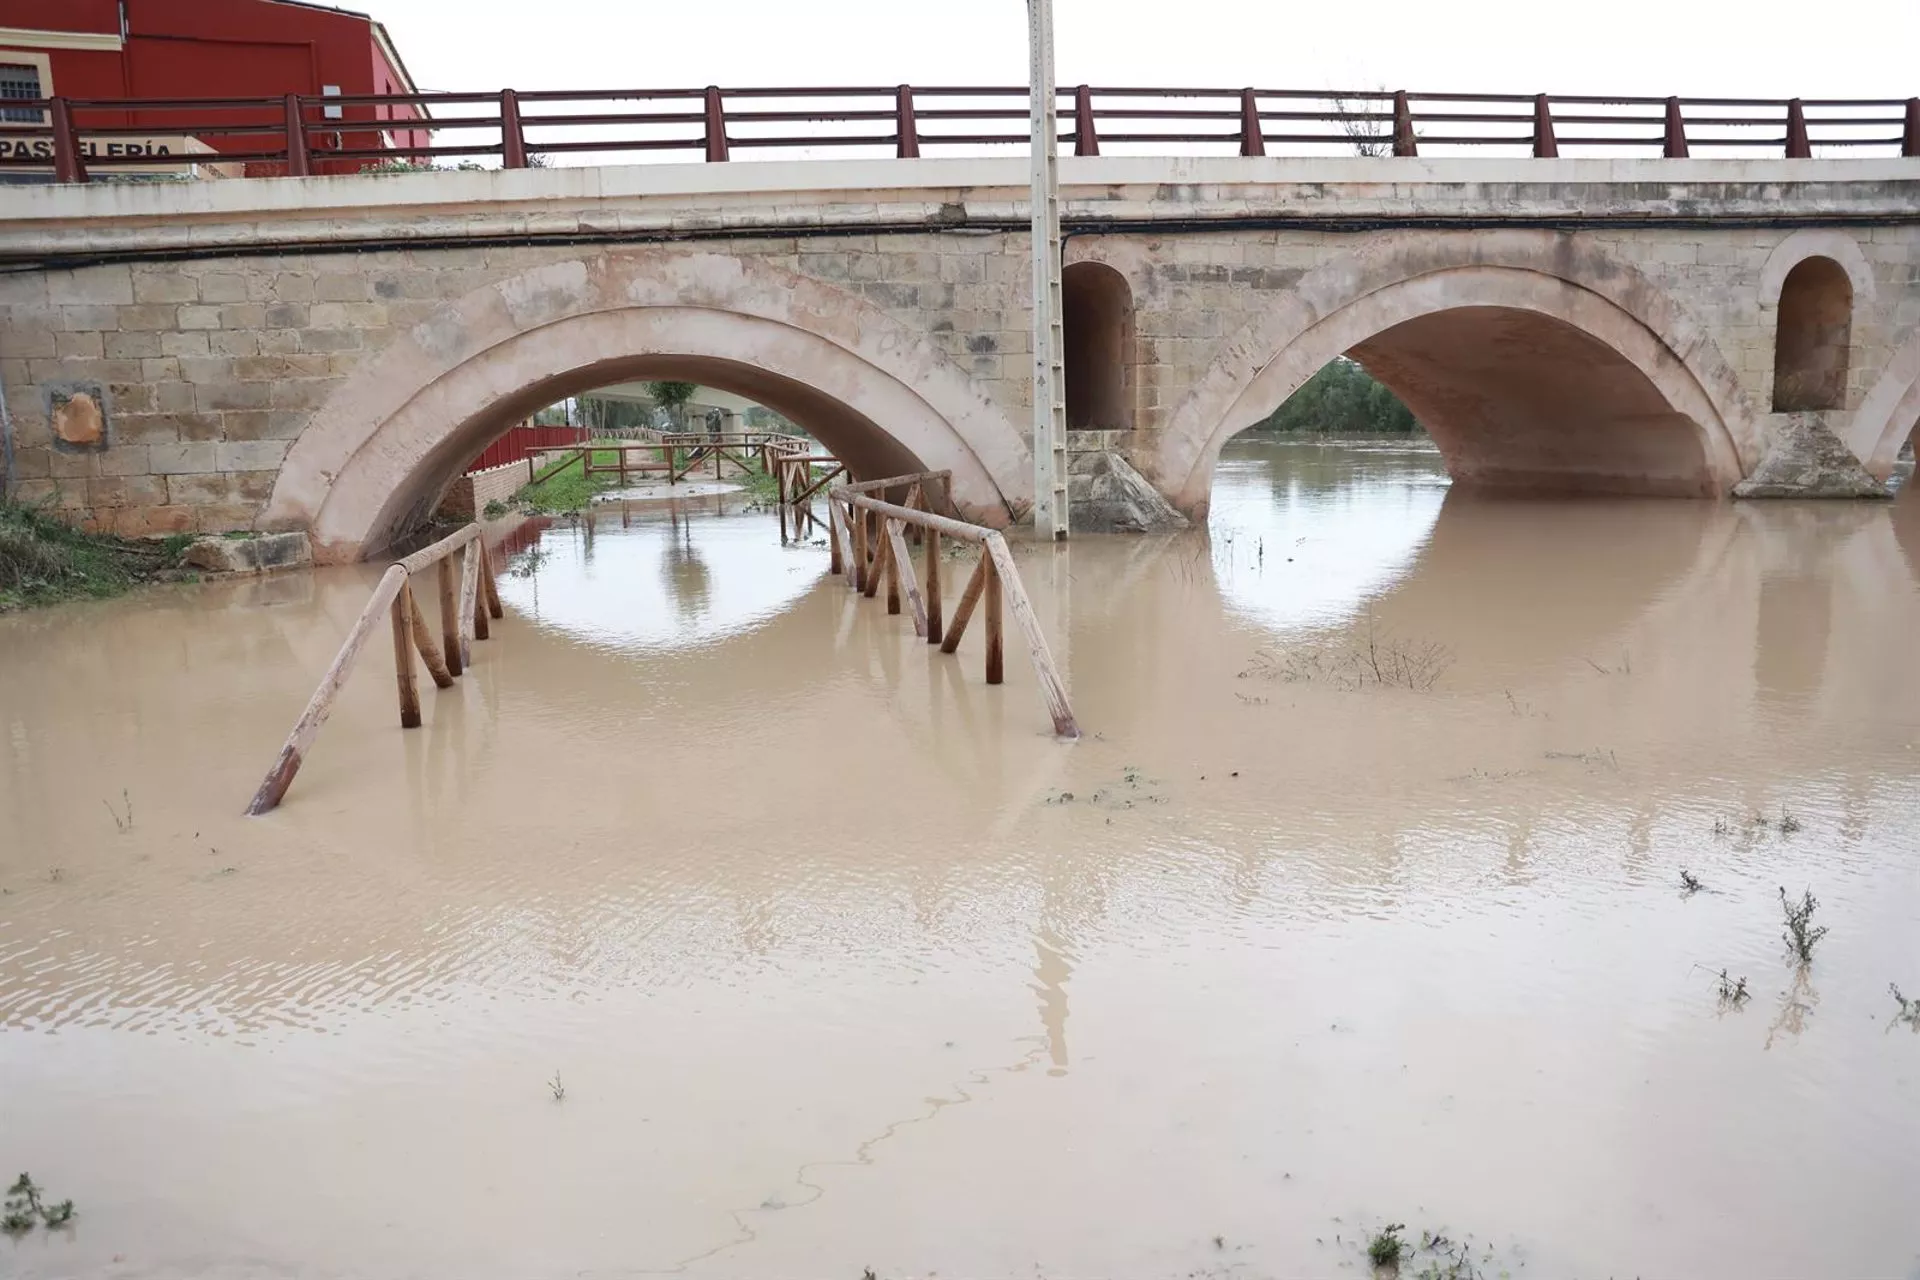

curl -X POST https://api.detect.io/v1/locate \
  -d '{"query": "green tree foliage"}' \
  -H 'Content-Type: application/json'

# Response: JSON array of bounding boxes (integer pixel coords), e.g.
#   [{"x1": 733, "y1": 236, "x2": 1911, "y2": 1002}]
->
[
  {"x1": 577, "y1": 395, "x2": 654, "y2": 432},
  {"x1": 1251, "y1": 358, "x2": 1421, "y2": 434},
  {"x1": 648, "y1": 381, "x2": 699, "y2": 429}
]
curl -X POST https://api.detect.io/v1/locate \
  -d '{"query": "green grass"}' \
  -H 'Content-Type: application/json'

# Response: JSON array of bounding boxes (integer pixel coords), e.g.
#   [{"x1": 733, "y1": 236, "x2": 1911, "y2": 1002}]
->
[
  {"x1": 0, "y1": 498, "x2": 181, "y2": 612},
  {"x1": 514, "y1": 449, "x2": 625, "y2": 513}
]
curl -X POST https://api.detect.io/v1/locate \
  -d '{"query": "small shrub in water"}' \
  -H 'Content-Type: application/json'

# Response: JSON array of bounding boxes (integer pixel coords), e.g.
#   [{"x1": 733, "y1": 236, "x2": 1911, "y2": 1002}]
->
[
  {"x1": 1715, "y1": 969, "x2": 1750, "y2": 1007},
  {"x1": 1777, "y1": 807, "x2": 1803, "y2": 834},
  {"x1": 1779, "y1": 887, "x2": 1828, "y2": 965},
  {"x1": 1892, "y1": 984, "x2": 1920, "y2": 1030},
  {"x1": 3, "y1": 1173, "x2": 74, "y2": 1232},
  {"x1": 1679, "y1": 869, "x2": 1703, "y2": 894},
  {"x1": 1368, "y1": 1223, "x2": 1407, "y2": 1268},
  {"x1": 548, "y1": 1071, "x2": 565, "y2": 1102}
]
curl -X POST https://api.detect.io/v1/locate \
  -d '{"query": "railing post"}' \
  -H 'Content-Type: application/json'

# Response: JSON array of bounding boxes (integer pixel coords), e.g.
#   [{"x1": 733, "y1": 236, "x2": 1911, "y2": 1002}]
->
[
  {"x1": 283, "y1": 92, "x2": 310, "y2": 176},
  {"x1": 1903, "y1": 98, "x2": 1919, "y2": 158},
  {"x1": 1663, "y1": 97, "x2": 1689, "y2": 158},
  {"x1": 1532, "y1": 94, "x2": 1558, "y2": 158},
  {"x1": 500, "y1": 89, "x2": 528, "y2": 168},
  {"x1": 1238, "y1": 88, "x2": 1265, "y2": 157},
  {"x1": 1073, "y1": 84, "x2": 1099, "y2": 156},
  {"x1": 895, "y1": 84, "x2": 919, "y2": 158},
  {"x1": 1391, "y1": 90, "x2": 1417, "y2": 157},
  {"x1": 1784, "y1": 98, "x2": 1811, "y2": 159},
  {"x1": 704, "y1": 85, "x2": 729, "y2": 162},
  {"x1": 49, "y1": 97, "x2": 86, "y2": 184}
]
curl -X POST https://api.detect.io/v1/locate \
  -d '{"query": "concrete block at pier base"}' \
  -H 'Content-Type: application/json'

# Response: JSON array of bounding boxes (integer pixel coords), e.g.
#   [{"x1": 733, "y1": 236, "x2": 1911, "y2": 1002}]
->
[
  {"x1": 1734, "y1": 413, "x2": 1890, "y2": 499},
  {"x1": 1069, "y1": 449, "x2": 1191, "y2": 533},
  {"x1": 182, "y1": 531, "x2": 314, "y2": 575}
]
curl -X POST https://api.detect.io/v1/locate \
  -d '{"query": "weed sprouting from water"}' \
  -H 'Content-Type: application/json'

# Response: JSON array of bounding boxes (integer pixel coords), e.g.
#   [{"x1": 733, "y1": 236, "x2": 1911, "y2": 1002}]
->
[
  {"x1": 548, "y1": 1071, "x2": 566, "y2": 1102},
  {"x1": 1367, "y1": 1223, "x2": 1407, "y2": 1268},
  {"x1": 1715, "y1": 969, "x2": 1750, "y2": 1007},
  {"x1": 3, "y1": 1174, "x2": 74, "y2": 1233},
  {"x1": 103, "y1": 789, "x2": 132, "y2": 833},
  {"x1": 1779, "y1": 887, "x2": 1828, "y2": 964},
  {"x1": 1242, "y1": 615, "x2": 1452, "y2": 693},
  {"x1": 1776, "y1": 807, "x2": 1803, "y2": 834},
  {"x1": 1890, "y1": 984, "x2": 1920, "y2": 1031},
  {"x1": 1679, "y1": 869, "x2": 1703, "y2": 894}
]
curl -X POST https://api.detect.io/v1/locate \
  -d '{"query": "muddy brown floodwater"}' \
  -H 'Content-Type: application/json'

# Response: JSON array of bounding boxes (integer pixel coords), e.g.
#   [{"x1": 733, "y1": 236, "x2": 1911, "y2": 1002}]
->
[{"x1": 3, "y1": 438, "x2": 1919, "y2": 1279}]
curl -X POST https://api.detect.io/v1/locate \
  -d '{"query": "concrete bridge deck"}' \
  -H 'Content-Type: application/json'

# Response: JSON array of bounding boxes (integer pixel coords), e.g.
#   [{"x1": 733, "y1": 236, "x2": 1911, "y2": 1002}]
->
[{"x1": 3, "y1": 154, "x2": 1918, "y2": 557}]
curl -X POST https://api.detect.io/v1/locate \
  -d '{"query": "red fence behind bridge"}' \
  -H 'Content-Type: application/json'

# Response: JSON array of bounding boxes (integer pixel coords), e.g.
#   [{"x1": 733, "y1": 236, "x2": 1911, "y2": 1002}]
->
[
  {"x1": 5, "y1": 87, "x2": 1917, "y2": 182},
  {"x1": 465, "y1": 423, "x2": 588, "y2": 474}
]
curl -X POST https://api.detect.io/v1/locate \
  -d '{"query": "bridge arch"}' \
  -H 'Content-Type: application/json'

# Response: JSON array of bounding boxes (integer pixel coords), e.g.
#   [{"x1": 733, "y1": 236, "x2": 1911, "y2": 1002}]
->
[
  {"x1": 263, "y1": 249, "x2": 1031, "y2": 560},
  {"x1": 1845, "y1": 326, "x2": 1920, "y2": 479},
  {"x1": 1150, "y1": 233, "x2": 1752, "y2": 513}
]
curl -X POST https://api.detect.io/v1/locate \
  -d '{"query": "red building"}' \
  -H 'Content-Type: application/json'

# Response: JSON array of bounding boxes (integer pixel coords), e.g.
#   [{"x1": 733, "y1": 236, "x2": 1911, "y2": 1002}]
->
[{"x1": 0, "y1": 0, "x2": 428, "y2": 176}]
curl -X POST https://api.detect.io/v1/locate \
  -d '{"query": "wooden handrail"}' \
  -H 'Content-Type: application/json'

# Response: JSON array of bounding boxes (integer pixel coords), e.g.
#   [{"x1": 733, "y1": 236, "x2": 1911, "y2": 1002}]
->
[
  {"x1": 247, "y1": 522, "x2": 503, "y2": 815},
  {"x1": 829, "y1": 480, "x2": 1078, "y2": 740},
  {"x1": 5, "y1": 87, "x2": 1914, "y2": 180}
]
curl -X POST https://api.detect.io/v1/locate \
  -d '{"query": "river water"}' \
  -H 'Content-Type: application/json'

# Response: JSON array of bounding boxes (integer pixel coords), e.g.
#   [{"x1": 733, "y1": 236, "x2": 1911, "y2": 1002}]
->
[{"x1": 2, "y1": 438, "x2": 1917, "y2": 1279}]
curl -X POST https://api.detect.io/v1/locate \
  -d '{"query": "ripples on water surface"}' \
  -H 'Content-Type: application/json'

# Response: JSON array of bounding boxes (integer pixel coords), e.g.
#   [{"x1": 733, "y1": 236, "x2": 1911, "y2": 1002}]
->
[{"x1": 1, "y1": 439, "x2": 1917, "y2": 1279}]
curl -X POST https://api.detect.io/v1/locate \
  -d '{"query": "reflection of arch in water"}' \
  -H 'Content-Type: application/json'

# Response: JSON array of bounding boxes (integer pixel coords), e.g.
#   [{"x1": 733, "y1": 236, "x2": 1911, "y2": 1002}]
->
[
  {"x1": 1153, "y1": 234, "x2": 1753, "y2": 516},
  {"x1": 1361, "y1": 492, "x2": 1726, "y2": 672},
  {"x1": 265, "y1": 249, "x2": 1032, "y2": 561}
]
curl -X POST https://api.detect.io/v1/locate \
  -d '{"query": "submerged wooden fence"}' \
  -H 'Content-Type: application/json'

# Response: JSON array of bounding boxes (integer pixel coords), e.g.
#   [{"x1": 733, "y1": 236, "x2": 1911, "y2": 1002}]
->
[
  {"x1": 247, "y1": 523, "x2": 503, "y2": 815},
  {"x1": 825, "y1": 473, "x2": 1079, "y2": 740}
]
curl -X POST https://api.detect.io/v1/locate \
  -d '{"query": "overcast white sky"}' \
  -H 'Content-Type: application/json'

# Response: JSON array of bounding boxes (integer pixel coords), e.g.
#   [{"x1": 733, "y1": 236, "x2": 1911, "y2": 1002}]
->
[{"x1": 369, "y1": 0, "x2": 1920, "y2": 101}]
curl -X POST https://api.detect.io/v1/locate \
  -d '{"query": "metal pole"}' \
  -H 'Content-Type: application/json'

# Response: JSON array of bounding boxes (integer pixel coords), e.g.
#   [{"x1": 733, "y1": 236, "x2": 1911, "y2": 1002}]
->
[{"x1": 1028, "y1": 0, "x2": 1068, "y2": 539}]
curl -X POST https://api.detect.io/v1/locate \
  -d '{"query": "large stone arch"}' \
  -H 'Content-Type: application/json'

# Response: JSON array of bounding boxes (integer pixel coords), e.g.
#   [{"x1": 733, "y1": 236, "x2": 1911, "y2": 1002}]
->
[
  {"x1": 264, "y1": 249, "x2": 1032, "y2": 561},
  {"x1": 1149, "y1": 232, "x2": 1753, "y2": 513},
  {"x1": 1846, "y1": 326, "x2": 1920, "y2": 479}
]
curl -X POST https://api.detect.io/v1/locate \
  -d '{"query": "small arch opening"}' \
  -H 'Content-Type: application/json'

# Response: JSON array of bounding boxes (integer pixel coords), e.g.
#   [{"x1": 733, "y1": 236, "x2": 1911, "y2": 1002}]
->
[
  {"x1": 1772, "y1": 257, "x2": 1853, "y2": 412},
  {"x1": 1062, "y1": 261, "x2": 1134, "y2": 431}
]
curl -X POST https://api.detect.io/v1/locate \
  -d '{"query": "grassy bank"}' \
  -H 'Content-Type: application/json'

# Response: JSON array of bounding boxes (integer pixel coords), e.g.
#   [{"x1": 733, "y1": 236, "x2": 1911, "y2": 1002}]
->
[
  {"x1": 0, "y1": 500, "x2": 185, "y2": 612},
  {"x1": 512, "y1": 447, "x2": 779, "y2": 514}
]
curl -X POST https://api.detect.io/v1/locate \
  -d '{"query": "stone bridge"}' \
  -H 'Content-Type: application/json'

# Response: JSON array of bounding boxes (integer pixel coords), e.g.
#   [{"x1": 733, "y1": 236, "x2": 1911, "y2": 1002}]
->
[{"x1": 2, "y1": 154, "x2": 1917, "y2": 558}]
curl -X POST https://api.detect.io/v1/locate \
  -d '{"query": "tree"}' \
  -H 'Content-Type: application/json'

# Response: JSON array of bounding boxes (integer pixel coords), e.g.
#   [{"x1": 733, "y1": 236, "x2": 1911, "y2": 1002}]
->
[
  {"x1": 648, "y1": 381, "x2": 698, "y2": 430},
  {"x1": 577, "y1": 395, "x2": 652, "y2": 433},
  {"x1": 1252, "y1": 358, "x2": 1421, "y2": 434}
]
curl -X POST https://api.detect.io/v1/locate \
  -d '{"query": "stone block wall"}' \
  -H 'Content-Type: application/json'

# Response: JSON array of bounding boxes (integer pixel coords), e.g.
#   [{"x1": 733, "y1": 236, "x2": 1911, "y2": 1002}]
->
[
  {"x1": 4, "y1": 161, "x2": 1917, "y2": 546},
  {"x1": 0, "y1": 233, "x2": 1032, "y2": 539},
  {"x1": 437, "y1": 457, "x2": 532, "y2": 520}
]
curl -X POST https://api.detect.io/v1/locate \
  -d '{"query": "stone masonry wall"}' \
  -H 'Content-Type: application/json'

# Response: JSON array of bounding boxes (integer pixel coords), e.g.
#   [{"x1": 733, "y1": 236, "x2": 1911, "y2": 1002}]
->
[
  {"x1": 436, "y1": 457, "x2": 532, "y2": 520},
  {"x1": 3, "y1": 160, "x2": 1917, "y2": 542},
  {"x1": 0, "y1": 233, "x2": 1033, "y2": 537}
]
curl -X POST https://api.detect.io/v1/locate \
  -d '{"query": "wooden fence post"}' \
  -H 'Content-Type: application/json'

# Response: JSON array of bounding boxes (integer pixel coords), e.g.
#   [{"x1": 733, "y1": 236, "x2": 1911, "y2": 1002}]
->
[
  {"x1": 853, "y1": 499, "x2": 868, "y2": 591},
  {"x1": 983, "y1": 555, "x2": 1004, "y2": 685},
  {"x1": 925, "y1": 527, "x2": 943, "y2": 645},
  {"x1": 438, "y1": 558, "x2": 462, "y2": 677},
  {"x1": 940, "y1": 553, "x2": 989, "y2": 655},
  {"x1": 408, "y1": 589, "x2": 456, "y2": 688},
  {"x1": 1906, "y1": 99, "x2": 1920, "y2": 158},
  {"x1": 481, "y1": 540, "x2": 503, "y2": 620},
  {"x1": 391, "y1": 584, "x2": 422, "y2": 728}
]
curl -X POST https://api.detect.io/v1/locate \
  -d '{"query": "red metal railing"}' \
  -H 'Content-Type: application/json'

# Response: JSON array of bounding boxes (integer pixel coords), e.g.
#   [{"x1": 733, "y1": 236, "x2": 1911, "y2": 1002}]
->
[
  {"x1": 3, "y1": 87, "x2": 1917, "y2": 181},
  {"x1": 464, "y1": 423, "x2": 589, "y2": 473}
]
